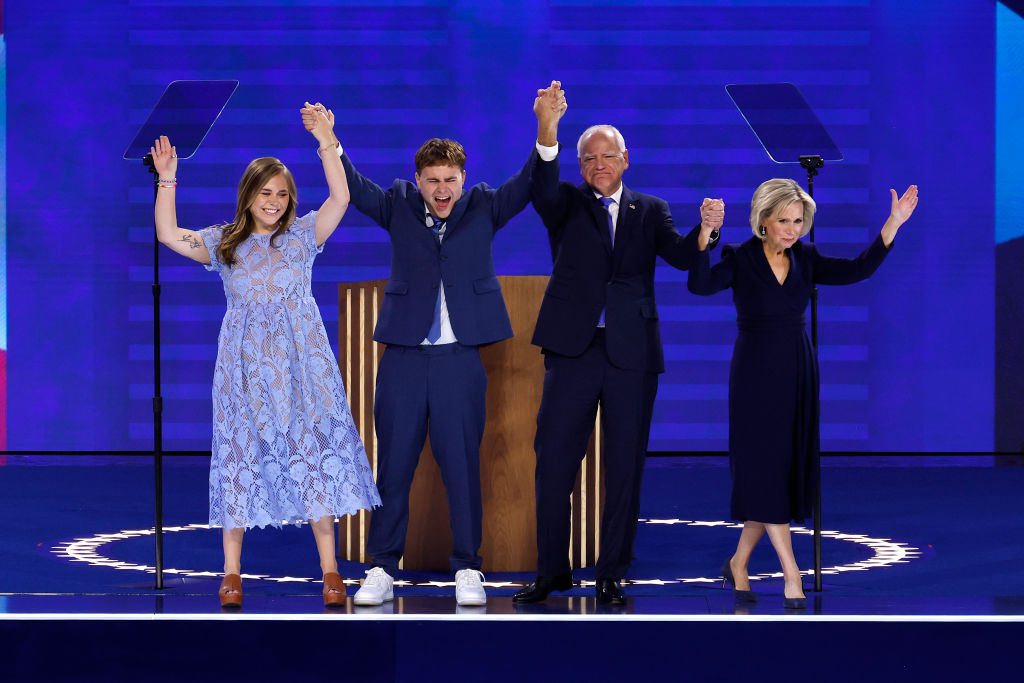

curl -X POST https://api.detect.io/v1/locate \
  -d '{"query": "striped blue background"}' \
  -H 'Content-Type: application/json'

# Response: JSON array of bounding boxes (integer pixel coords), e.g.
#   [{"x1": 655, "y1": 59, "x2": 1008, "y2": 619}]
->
[{"x1": 4, "y1": 0, "x2": 995, "y2": 452}]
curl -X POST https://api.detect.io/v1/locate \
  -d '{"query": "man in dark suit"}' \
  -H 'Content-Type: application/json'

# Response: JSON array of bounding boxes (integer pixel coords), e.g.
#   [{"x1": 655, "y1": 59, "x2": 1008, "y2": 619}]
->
[
  {"x1": 513, "y1": 82, "x2": 724, "y2": 604},
  {"x1": 308, "y1": 110, "x2": 540, "y2": 607}
]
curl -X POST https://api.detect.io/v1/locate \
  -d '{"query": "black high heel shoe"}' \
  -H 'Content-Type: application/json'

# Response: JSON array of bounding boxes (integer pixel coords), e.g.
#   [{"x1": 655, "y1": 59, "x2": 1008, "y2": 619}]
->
[
  {"x1": 783, "y1": 587, "x2": 806, "y2": 610},
  {"x1": 783, "y1": 596, "x2": 807, "y2": 609},
  {"x1": 721, "y1": 560, "x2": 757, "y2": 603}
]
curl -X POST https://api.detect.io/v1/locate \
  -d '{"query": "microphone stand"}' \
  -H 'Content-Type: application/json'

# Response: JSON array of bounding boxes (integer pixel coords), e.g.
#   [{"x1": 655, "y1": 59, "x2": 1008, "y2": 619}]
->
[{"x1": 800, "y1": 154, "x2": 824, "y2": 593}]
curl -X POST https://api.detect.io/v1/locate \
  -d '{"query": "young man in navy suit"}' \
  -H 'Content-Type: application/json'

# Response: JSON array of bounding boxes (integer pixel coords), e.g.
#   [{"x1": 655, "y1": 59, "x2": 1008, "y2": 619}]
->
[
  {"x1": 305, "y1": 105, "x2": 542, "y2": 607},
  {"x1": 513, "y1": 82, "x2": 724, "y2": 605}
]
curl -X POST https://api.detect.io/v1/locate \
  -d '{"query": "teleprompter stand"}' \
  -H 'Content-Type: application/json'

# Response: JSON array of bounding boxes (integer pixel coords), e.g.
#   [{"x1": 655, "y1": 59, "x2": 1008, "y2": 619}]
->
[
  {"x1": 726, "y1": 83, "x2": 843, "y2": 593},
  {"x1": 123, "y1": 80, "x2": 238, "y2": 589}
]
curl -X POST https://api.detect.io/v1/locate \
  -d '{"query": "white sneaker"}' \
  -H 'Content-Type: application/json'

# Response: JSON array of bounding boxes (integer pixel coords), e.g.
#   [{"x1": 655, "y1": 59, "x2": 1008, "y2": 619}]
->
[
  {"x1": 353, "y1": 567, "x2": 394, "y2": 606},
  {"x1": 455, "y1": 569, "x2": 487, "y2": 606}
]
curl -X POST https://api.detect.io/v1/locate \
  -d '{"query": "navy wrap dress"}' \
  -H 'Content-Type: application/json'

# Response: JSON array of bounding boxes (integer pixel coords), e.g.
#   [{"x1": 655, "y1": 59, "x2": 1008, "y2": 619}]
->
[{"x1": 688, "y1": 234, "x2": 891, "y2": 523}]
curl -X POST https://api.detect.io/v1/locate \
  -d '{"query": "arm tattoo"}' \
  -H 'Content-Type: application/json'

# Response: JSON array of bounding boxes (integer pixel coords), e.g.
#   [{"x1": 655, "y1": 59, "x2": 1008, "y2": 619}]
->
[{"x1": 178, "y1": 233, "x2": 202, "y2": 249}]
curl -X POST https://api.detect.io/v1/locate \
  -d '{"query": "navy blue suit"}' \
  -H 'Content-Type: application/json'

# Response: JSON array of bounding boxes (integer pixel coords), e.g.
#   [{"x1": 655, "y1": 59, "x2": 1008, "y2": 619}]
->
[
  {"x1": 530, "y1": 152, "x2": 715, "y2": 580},
  {"x1": 342, "y1": 150, "x2": 536, "y2": 575}
]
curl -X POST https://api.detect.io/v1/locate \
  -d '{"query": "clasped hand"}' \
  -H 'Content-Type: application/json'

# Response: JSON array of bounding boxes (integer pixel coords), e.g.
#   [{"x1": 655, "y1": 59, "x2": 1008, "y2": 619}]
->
[
  {"x1": 534, "y1": 80, "x2": 567, "y2": 126},
  {"x1": 700, "y1": 197, "x2": 725, "y2": 232},
  {"x1": 301, "y1": 101, "x2": 336, "y2": 147}
]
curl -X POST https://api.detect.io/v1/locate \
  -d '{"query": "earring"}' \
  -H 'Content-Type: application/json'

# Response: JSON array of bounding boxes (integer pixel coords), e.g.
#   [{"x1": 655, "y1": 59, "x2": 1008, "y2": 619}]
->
[{"x1": 758, "y1": 225, "x2": 766, "y2": 237}]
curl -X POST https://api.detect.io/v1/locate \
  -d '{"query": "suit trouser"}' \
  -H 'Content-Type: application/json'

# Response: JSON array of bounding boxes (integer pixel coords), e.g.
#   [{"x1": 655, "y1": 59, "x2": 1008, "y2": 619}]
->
[
  {"x1": 367, "y1": 342, "x2": 486, "y2": 577},
  {"x1": 534, "y1": 329, "x2": 659, "y2": 580}
]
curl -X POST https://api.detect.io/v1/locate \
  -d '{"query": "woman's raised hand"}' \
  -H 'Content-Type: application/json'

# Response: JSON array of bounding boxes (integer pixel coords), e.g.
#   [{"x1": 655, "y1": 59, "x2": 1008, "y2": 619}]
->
[
  {"x1": 889, "y1": 185, "x2": 919, "y2": 227},
  {"x1": 880, "y1": 184, "x2": 919, "y2": 246},
  {"x1": 150, "y1": 135, "x2": 178, "y2": 178},
  {"x1": 302, "y1": 101, "x2": 336, "y2": 147}
]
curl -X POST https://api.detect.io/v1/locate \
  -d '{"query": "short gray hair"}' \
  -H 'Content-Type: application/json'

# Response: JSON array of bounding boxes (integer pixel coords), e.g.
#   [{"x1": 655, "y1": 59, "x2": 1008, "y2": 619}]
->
[
  {"x1": 749, "y1": 178, "x2": 816, "y2": 239},
  {"x1": 576, "y1": 125, "x2": 627, "y2": 158}
]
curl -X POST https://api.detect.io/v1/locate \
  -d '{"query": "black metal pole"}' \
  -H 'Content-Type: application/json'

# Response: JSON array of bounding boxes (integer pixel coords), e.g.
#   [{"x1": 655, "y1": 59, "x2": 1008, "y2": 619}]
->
[
  {"x1": 144, "y1": 155, "x2": 165, "y2": 590},
  {"x1": 799, "y1": 155, "x2": 824, "y2": 593}
]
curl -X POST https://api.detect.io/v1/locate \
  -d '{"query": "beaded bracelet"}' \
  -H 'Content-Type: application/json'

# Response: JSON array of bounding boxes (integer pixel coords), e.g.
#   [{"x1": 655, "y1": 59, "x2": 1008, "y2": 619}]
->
[
  {"x1": 158, "y1": 182, "x2": 177, "y2": 189},
  {"x1": 158, "y1": 178, "x2": 176, "y2": 184}
]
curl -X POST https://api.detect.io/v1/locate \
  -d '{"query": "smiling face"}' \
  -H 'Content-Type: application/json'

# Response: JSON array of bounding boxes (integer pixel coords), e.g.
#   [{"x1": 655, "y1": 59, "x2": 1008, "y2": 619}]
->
[
  {"x1": 415, "y1": 164, "x2": 466, "y2": 219},
  {"x1": 578, "y1": 128, "x2": 629, "y2": 197},
  {"x1": 248, "y1": 173, "x2": 291, "y2": 232},
  {"x1": 761, "y1": 201, "x2": 805, "y2": 253}
]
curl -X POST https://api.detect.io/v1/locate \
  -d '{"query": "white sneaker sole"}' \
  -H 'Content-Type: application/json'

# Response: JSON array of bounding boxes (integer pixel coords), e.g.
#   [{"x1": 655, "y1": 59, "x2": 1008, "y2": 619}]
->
[{"x1": 353, "y1": 591, "x2": 393, "y2": 606}]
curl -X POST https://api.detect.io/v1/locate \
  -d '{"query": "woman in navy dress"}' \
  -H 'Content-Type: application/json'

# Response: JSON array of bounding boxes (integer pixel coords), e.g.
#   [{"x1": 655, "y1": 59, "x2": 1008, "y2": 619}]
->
[{"x1": 688, "y1": 178, "x2": 918, "y2": 607}]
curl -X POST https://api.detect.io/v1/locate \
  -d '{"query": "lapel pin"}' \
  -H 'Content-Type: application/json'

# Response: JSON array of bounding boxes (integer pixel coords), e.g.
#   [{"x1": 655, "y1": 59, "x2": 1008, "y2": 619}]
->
[{"x1": 629, "y1": 203, "x2": 636, "y2": 210}]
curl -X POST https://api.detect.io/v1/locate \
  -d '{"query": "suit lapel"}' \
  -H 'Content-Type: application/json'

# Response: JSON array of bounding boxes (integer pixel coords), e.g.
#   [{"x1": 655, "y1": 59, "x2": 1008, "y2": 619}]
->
[
  {"x1": 442, "y1": 189, "x2": 470, "y2": 238},
  {"x1": 409, "y1": 189, "x2": 469, "y2": 245},
  {"x1": 407, "y1": 194, "x2": 437, "y2": 247},
  {"x1": 579, "y1": 182, "x2": 613, "y2": 254}
]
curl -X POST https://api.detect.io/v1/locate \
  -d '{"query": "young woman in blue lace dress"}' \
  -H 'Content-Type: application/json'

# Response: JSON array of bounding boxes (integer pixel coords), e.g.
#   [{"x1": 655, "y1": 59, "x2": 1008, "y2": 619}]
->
[{"x1": 149, "y1": 103, "x2": 380, "y2": 608}]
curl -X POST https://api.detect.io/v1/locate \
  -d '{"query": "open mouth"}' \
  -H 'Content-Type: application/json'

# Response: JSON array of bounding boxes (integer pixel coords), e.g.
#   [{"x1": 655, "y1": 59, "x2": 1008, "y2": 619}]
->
[{"x1": 433, "y1": 195, "x2": 452, "y2": 213}]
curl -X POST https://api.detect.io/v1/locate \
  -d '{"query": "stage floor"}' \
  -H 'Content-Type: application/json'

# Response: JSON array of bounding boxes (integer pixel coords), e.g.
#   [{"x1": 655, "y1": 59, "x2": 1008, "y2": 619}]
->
[
  {"x1": 1, "y1": 454, "x2": 1021, "y2": 618},
  {"x1": 3, "y1": 455, "x2": 1022, "y2": 681}
]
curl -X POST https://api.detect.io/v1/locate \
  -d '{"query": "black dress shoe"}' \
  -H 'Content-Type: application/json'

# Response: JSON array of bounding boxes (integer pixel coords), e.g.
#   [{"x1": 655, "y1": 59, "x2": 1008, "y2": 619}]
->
[
  {"x1": 595, "y1": 578, "x2": 626, "y2": 605},
  {"x1": 512, "y1": 573, "x2": 574, "y2": 603}
]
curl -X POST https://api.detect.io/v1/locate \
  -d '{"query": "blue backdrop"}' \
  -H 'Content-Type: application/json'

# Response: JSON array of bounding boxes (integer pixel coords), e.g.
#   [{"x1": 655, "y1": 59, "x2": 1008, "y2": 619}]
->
[{"x1": 3, "y1": 0, "x2": 1000, "y2": 452}]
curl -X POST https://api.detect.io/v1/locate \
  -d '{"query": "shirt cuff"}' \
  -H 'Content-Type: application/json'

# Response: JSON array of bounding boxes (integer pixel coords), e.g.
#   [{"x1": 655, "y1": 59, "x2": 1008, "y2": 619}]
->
[{"x1": 535, "y1": 141, "x2": 558, "y2": 162}]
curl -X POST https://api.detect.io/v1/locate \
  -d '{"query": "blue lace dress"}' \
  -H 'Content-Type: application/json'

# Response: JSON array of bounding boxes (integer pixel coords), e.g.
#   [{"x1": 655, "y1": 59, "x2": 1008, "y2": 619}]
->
[{"x1": 199, "y1": 211, "x2": 380, "y2": 529}]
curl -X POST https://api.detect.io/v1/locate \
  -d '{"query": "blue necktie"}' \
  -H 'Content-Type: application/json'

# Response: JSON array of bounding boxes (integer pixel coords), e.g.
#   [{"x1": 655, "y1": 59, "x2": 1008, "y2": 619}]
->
[
  {"x1": 600, "y1": 196, "x2": 615, "y2": 244},
  {"x1": 427, "y1": 216, "x2": 445, "y2": 343},
  {"x1": 598, "y1": 197, "x2": 615, "y2": 327}
]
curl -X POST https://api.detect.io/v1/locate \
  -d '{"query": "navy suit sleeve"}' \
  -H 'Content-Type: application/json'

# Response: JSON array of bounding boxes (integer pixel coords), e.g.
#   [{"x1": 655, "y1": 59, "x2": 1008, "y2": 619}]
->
[
  {"x1": 341, "y1": 152, "x2": 392, "y2": 229},
  {"x1": 811, "y1": 233, "x2": 892, "y2": 285},
  {"x1": 530, "y1": 153, "x2": 571, "y2": 233},
  {"x1": 655, "y1": 208, "x2": 708, "y2": 272},
  {"x1": 489, "y1": 148, "x2": 539, "y2": 230},
  {"x1": 688, "y1": 244, "x2": 737, "y2": 295}
]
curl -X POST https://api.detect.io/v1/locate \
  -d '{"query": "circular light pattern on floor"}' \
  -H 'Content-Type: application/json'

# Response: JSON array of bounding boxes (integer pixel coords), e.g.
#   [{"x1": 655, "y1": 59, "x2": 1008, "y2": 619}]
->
[{"x1": 49, "y1": 519, "x2": 920, "y2": 588}]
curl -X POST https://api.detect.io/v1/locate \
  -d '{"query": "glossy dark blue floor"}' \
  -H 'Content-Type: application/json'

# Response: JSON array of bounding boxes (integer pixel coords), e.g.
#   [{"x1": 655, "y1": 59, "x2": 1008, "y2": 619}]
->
[
  {"x1": 2, "y1": 455, "x2": 1022, "y2": 681},
  {"x1": 2, "y1": 455, "x2": 1023, "y2": 611}
]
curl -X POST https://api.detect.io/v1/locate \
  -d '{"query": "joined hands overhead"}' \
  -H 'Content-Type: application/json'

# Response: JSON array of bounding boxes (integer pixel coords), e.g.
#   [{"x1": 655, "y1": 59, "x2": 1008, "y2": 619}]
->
[
  {"x1": 534, "y1": 80, "x2": 567, "y2": 147},
  {"x1": 301, "y1": 101, "x2": 338, "y2": 149}
]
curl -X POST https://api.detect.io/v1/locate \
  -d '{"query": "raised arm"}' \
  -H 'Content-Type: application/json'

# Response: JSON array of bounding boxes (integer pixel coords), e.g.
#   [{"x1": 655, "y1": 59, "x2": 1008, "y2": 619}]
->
[
  {"x1": 688, "y1": 244, "x2": 737, "y2": 296},
  {"x1": 656, "y1": 197, "x2": 722, "y2": 272},
  {"x1": 150, "y1": 136, "x2": 211, "y2": 264},
  {"x1": 531, "y1": 80, "x2": 570, "y2": 227},
  {"x1": 486, "y1": 82, "x2": 568, "y2": 229},
  {"x1": 535, "y1": 80, "x2": 565, "y2": 149},
  {"x1": 880, "y1": 184, "x2": 918, "y2": 247},
  {"x1": 814, "y1": 184, "x2": 919, "y2": 285},
  {"x1": 301, "y1": 102, "x2": 350, "y2": 246},
  {"x1": 697, "y1": 197, "x2": 724, "y2": 251},
  {"x1": 303, "y1": 105, "x2": 392, "y2": 230}
]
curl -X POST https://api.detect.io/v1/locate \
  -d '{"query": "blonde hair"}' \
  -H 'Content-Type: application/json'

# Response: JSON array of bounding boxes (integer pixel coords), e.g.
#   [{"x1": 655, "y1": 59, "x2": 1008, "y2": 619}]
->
[
  {"x1": 749, "y1": 178, "x2": 815, "y2": 239},
  {"x1": 218, "y1": 157, "x2": 298, "y2": 267}
]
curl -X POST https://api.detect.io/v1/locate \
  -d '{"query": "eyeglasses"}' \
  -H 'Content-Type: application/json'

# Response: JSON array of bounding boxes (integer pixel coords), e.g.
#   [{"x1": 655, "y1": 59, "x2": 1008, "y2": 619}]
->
[{"x1": 580, "y1": 152, "x2": 624, "y2": 167}]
